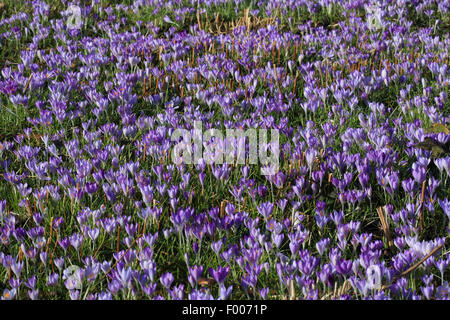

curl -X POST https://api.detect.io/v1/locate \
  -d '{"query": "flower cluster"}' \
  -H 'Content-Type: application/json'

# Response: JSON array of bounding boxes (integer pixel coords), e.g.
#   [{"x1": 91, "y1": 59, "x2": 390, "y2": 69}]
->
[{"x1": 0, "y1": 0, "x2": 448, "y2": 300}]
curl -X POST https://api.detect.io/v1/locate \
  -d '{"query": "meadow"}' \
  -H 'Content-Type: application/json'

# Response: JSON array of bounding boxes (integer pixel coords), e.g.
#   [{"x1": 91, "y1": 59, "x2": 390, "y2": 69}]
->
[{"x1": 0, "y1": 0, "x2": 448, "y2": 300}]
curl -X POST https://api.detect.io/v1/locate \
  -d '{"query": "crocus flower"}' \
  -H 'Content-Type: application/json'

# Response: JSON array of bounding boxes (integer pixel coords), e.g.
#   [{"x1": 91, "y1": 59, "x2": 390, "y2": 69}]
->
[
  {"x1": 1, "y1": 289, "x2": 16, "y2": 300},
  {"x1": 257, "y1": 202, "x2": 274, "y2": 220},
  {"x1": 160, "y1": 272, "x2": 174, "y2": 290},
  {"x1": 219, "y1": 285, "x2": 233, "y2": 300},
  {"x1": 209, "y1": 266, "x2": 229, "y2": 285}
]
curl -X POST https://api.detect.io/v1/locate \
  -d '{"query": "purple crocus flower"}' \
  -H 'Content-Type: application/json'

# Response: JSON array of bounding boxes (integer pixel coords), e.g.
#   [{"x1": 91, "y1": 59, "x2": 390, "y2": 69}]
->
[
  {"x1": 259, "y1": 287, "x2": 269, "y2": 299},
  {"x1": 69, "y1": 290, "x2": 80, "y2": 300},
  {"x1": 69, "y1": 233, "x2": 83, "y2": 251},
  {"x1": 438, "y1": 198, "x2": 450, "y2": 219},
  {"x1": 335, "y1": 259, "x2": 353, "y2": 276},
  {"x1": 10, "y1": 260, "x2": 23, "y2": 278},
  {"x1": 211, "y1": 239, "x2": 223, "y2": 256},
  {"x1": 1, "y1": 289, "x2": 16, "y2": 300},
  {"x1": 160, "y1": 272, "x2": 174, "y2": 289},
  {"x1": 209, "y1": 266, "x2": 229, "y2": 285},
  {"x1": 25, "y1": 275, "x2": 36, "y2": 290},
  {"x1": 142, "y1": 283, "x2": 157, "y2": 298},
  {"x1": 316, "y1": 238, "x2": 330, "y2": 256},
  {"x1": 47, "y1": 273, "x2": 59, "y2": 287},
  {"x1": 54, "y1": 257, "x2": 65, "y2": 271},
  {"x1": 9, "y1": 277, "x2": 21, "y2": 289},
  {"x1": 257, "y1": 202, "x2": 274, "y2": 220},
  {"x1": 58, "y1": 237, "x2": 70, "y2": 251},
  {"x1": 315, "y1": 211, "x2": 329, "y2": 230},
  {"x1": 317, "y1": 263, "x2": 334, "y2": 288},
  {"x1": 188, "y1": 289, "x2": 214, "y2": 300},
  {"x1": 219, "y1": 284, "x2": 233, "y2": 300},
  {"x1": 272, "y1": 233, "x2": 284, "y2": 249},
  {"x1": 421, "y1": 285, "x2": 434, "y2": 300},
  {"x1": 188, "y1": 265, "x2": 203, "y2": 288},
  {"x1": 28, "y1": 289, "x2": 39, "y2": 300},
  {"x1": 412, "y1": 163, "x2": 426, "y2": 184},
  {"x1": 108, "y1": 279, "x2": 122, "y2": 295}
]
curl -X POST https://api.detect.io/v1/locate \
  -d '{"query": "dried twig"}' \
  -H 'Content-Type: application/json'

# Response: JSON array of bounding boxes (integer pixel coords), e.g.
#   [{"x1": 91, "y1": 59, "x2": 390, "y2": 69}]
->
[
  {"x1": 23, "y1": 74, "x2": 33, "y2": 93},
  {"x1": 382, "y1": 241, "x2": 445, "y2": 290},
  {"x1": 419, "y1": 180, "x2": 426, "y2": 232},
  {"x1": 288, "y1": 279, "x2": 295, "y2": 300},
  {"x1": 377, "y1": 206, "x2": 393, "y2": 252},
  {"x1": 220, "y1": 200, "x2": 227, "y2": 218}
]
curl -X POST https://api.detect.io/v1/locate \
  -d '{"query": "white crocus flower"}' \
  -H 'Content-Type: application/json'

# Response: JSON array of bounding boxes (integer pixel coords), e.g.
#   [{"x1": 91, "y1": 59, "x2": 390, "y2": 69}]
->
[{"x1": 365, "y1": 3, "x2": 384, "y2": 31}]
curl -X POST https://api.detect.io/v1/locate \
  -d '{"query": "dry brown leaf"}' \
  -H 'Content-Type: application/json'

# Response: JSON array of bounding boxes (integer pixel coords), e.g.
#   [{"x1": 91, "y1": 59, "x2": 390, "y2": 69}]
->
[
  {"x1": 197, "y1": 277, "x2": 215, "y2": 286},
  {"x1": 288, "y1": 279, "x2": 295, "y2": 300}
]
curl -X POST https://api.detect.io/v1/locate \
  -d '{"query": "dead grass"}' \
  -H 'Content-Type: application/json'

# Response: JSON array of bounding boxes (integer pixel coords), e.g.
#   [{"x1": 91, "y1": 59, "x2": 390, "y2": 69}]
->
[{"x1": 201, "y1": 8, "x2": 280, "y2": 35}]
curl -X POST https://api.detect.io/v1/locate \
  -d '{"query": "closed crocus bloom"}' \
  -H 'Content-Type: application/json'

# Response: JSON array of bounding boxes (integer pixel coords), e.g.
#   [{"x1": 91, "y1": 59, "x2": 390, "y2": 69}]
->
[
  {"x1": 69, "y1": 290, "x2": 80, "y2": 300},
  {"x1": 188, "y1": 265, "x2": 203, "y2": 288},
  {"x1": 315, "y1": 211, "x2": 328, "y2": 230},
  {"x1": 83, "y1": 181, "x2": 97, "y2": 195},
  {"x1": 28, "y1": 289, "x2": 39, "y2": 300},
  {"x1": 209, "y1": 266, "x2": 229, "y2": 285},
  {"x1": 211, "y1": 239, "x2": 223, "y2": 256},
  {"x1": 335, "y1": 259, "x2": 353, "y2": 276},
  {"x1": 434, "y1": 157, "x2": 450, "y2": 176},
  {"x1": 272, "y1": 233, "x2": 284, "y2": 249},
  {"x1": 438, "y1": 198, "x2": 450, "y2": 219},
  {"x1": 402, "y1": 178, "x2": 415, "y2": 197},
  {"x1": 257, "y1": 202, "x2": 274, "y2": 220},
  {"x1": 421, "y1": 285, "x2": 434, "y2": 300},
  {"x1": 160, "y1": 272, "x2": 174, "y2": 290},
  {"x1": 316, "y1": 238, "x2": 330, "y2": 256},
  {"x1": 47, "y1": 273, "x2": 59, "y2": 287},
  {"x1": 11, "y1": 260, "x2": 23, "y2": 278},
  {"x1": 412, "y1": 162, "x2": 426, "y2": 184},
  {"x1": 317, "y1": 263, "x2": 334, "y2": 288}
]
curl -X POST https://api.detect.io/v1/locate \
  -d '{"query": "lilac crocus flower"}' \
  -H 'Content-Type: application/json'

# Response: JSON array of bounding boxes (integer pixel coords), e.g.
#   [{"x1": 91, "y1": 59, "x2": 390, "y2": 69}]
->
[
  {"x1": 25, "y1": 275, "x2": 36, "y2": 290},
  {"x1": 316, "y1": 238, "x2": 330, "y2": 256},
  {"x1": 28, "y1": 289, "x2": 39, "y2": 300},
  {"x1": 1, "y1": 289, "x2": 16, "y2": 300},
  {"x1": 47, "y1": 273, "x2": 59, "y2": 287},
  {"x1": 412, "y1": 163, "x2": 426, "y2": 184},
  {"x1": 272, "y1": 233, "x2": 284, "y2": 249},
  {"x1": 10, "y1": 261, "x2": 23, "y2": 278},
  {"x1": 211, "y1": 239, "x2": 223, "y2": 256},
  {"x1": 219, "y1": 285, "x2": 233, "y2": 300},
  {"x1": 164, "y1": 280, "x2": 183, "y2": 300},
  {"x1": 438, "y1": 198, "x2": 450, "y2": 219},
  {"x1": 69, "y1": 233, "x2": 83, "y2": 251},
  {"x1": 69, "y1": 290, "x2": 80, "y2": 300},
  {"x1": 259, "y1": 287, "x2": 269, "y2": 299},
  {"x1": 257, "y1": 202, "x2": 274, "y2": 220},
  {"x1": 421, "y1": 285, "x2": 434, "y2": 300},
  {"x1": 209, "y1": 266, "x2": 229, "y2": 285},
  {"x1": 335, "y1": 259, "x2": 353, "y2": 276},
  {"x1": 160, "y1": 272, "x2": 174, "y2": 289},
  {"x1": 188, "y1": 265, "x2": 204, "y2": 288}
]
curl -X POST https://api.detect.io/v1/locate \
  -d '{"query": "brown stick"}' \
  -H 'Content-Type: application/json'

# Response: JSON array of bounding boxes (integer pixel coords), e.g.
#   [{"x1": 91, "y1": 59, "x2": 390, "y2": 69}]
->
[
  {"x1": 116, "y1": 226, "x2": 121, "y2": 253},
  {"x1": 382, "y1": 241, "x2": 445, "y2": 290},
  {"x1": 377, "y1": 206, "x2": 393, "y2": 251},
  {"x1": 220, "y1": 200, "x2": 227, "y2": 218},
  {"x1": 23, "y1": 74, "x2": 33, "y2": 93},
  {"x1": 49, "y1": 230, "x2": 58, "y2": 273},
  {"x1": 143, "y1": 77, "x2": 146, "y2": 97},
  {"x1": 419, "y1": 180, "x2": 426, "y2": 232},
  {"x1": 293, "y1": 72, "x2": 298, "y2": 93},
  {"x1": 45, "y1": 217, "x2": 54, "y2": 254}
]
